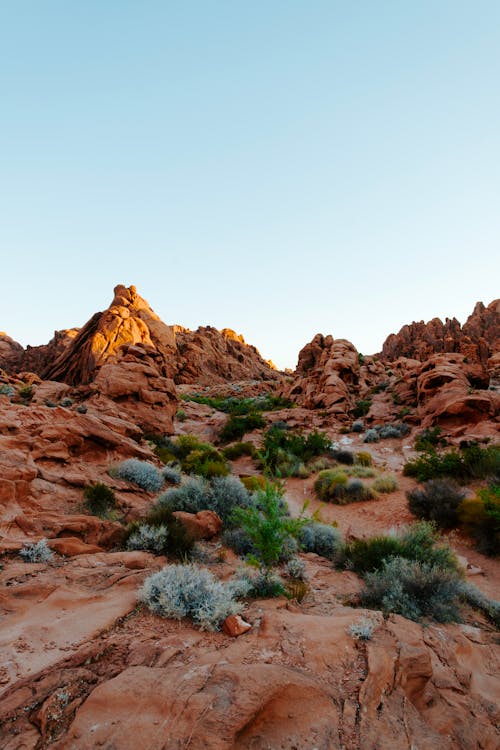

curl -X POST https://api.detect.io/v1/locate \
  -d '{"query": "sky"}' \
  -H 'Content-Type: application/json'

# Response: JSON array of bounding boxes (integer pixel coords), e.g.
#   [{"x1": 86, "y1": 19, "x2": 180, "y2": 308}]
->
[{"x1": 0, "y1": 1, "x2": 498, "y2": 370}]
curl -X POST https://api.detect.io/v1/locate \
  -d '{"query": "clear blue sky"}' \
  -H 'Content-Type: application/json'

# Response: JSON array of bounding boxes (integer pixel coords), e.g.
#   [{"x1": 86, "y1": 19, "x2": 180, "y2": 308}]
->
[{"x1": 1, "y1": 1, "x2": 498, "y2": 369}]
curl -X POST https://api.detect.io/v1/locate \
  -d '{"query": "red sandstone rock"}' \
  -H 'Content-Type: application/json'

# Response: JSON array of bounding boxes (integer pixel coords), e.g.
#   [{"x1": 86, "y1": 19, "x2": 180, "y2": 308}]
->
[
  {"x1": 222, "y1": 614, "x2": 252, "y2": 636},
  {"x1": 172, "y1": 510, "x2": 222, "y2": 540}
]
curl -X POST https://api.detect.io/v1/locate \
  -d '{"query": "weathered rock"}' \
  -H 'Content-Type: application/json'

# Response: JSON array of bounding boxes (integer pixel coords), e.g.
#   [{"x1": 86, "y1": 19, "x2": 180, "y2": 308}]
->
[
  {"x1": 222, "y1": 614, "x2": 252, "y2": 636},
  {"x1": 172, "y1": 510, "x2": 222, "y2": 540}
]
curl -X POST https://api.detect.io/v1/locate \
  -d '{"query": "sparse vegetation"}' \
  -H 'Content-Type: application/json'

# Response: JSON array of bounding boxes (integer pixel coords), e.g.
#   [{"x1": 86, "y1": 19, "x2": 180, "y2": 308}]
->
[
  {"x1": 124, "y1": 505, "x2": 194, "y2": 559},
  {"x1": 314, "y1": 470, "x2": 375, "y2": 504},
  {"x1": 113, "y1": 459, "x2": 164, "y2": 492},
  {"x1": 363, "y1": 429, "x2": 379, "y2": 443},
  {"x1": 259, "y1": 425, "x2": 332, "y2": 477},
  {"x1": 180, "y1": 393, "x2": 294, "y2": 414},
  {"x1": 403, "y1": 444, "x2": 500, "y2": 482},
  {"x1": 349, "y1": 616, "x2": 377, "y2": 641},
  {"x1": 219, "y1": 412, "x2": 266, "y2": 443},
  {"x1": 373, "y1": 475, "x2": 398, "y2": 494},
  {"x1": 222, "y1": 442, "x2": 257, "y2": 460},
  {"x1": 157, "y1": 475, "x2": 252, "y2": 525},
  {"x1": 458, "y1": 484, "x2": 500, "y2": 556},
  {"x1": 153, "y1": 434, "x2": 230, "y2": 478},
  {"x1": 83, "y1": 482, "x2": 117, "y2": 517},
  {"x1": 355, "y1": 451, "x2": 372, "y2": 467},
  {"x1": 352, "y1": 399, "x2": 371, "y2": 418}
]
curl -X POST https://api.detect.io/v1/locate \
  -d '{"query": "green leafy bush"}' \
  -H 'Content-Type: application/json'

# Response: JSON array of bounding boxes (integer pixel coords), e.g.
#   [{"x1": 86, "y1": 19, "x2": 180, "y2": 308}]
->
[
  {"x1": 403, "y1": 444, "x2": 500, "y2": 482},
  {"x1": 407, "y1": 479, "x2": 466, "y2": 528},
  {"x1": 352, "y1": 399, "x2": 371, "y2": 418},
  {"x1": 154, "y1": 434, "x2": 229, "y2": 478},
  {"x1": 259, "y1": 426, "x2": 331, "y2": 476},
  {"x1": 114, "y1": 459, "x2": 164, "y2": 492},
  {"x1": 124, "y1": 505, "x2": 194, "y2": 558},
  {"x1": 181, "y1": 393, "x2": 293, "y2": 414},
  {"x1": 83, "y1": 483, "x2": 117, "y2": 517},
  {"x1": 219, "y1": 412, "x2": 266, "y2": 443},
  {"x1": 140, "y1": 563, "x2": 245, "y2": 630},
  {"x1": 361, "y1": 557, "x2": 463, "y2": 623},
  {"x1": 337, "y1": 522, "x2": 458, "y2": 575},
  {"x1": 414, "y1": 426, "x2": 443, "y2": 452},
  {"x1": 234, "y1": 569, "x2": 286, "y2": 598}
]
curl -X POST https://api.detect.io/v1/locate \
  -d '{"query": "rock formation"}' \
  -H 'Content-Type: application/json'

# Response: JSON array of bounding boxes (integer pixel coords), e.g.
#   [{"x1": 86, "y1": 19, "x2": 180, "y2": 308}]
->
[
  {"x1": 381, "y1": 299, "x2": 500, "y2": 365},
  {"x1": 174, "y1": 325, "x2": 279, "y2": 385}
]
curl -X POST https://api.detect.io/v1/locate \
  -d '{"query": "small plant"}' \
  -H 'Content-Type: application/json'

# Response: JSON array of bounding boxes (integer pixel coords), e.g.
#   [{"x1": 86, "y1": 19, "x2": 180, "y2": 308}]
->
[
  {"x1": 127, "y1": 524, "x2": 169, "y2": 554},
  {"x1": 139, "y1": 563, "x2": 244, "y2": 630},
  {"x1": 378, "y1": 423, "x2": 410, "y2": 439},
  {"x1": 161, "y1": 465, "x2": 182, "y2": 484},
  {"x1": 459, "y1": 582, "x2": 500, "y2": 627},
  {"x1": 236, "y1": 569, "x2": 286, "y2": 598},
  {"x1": 407, "y1": 479, "x2": 466, "y2": 528},
  {"x1": 361, "y1": 557, "x2": 463, "y2": 623},
  {"x1": 351, "y1": 420, "x2": 364, "y2": 433},
  {"x1": 18, "y1": 384, "x2": 33, "y2": 401},
  {"x1": 349, "y1": 616, "x2": 377, "y2": 641},
  {"x1": 285, "y1": 556, "x2": 306, "y2": 580},
  {"x1": 20, "y1": 538, "x2": 53, "y2": 563},
  {"x1": 352, "y1": 399, "x2": 371, "y2": 418},
  {"x1": 330, "y1": 448, "x2": 355, "y2": 465},
  {"x1": 355, "y1": 451, "x2": 372, "y2": 467},
  {"x1": 114, "y1": 459, "x2": 164, "y2": 492},
  {"x1": 299, "y1": 522, "x2": 342, "y2": 561},
  {"x1": 314, "y1": 471, "x2": 375, "y2": 504},
  {"x1": 76, "y1": 404, "x2": 87, "y2": 414},
  {"x1": 124, "y1": 505, "x2": 194, "y2": 559},
  {"x1": 219, "y1": 412, "x2": 266, "y2": 443},
  {"x1": 363, "y1": 429, "x2": 379, "y2": 444},
  {"x1": 175, "y1": 409, "x2": 187, "y2": 422},
  {"x1": 373, "y1": 475, "x2": 398, "y2": 494},
  {"x1": 60, "y1": 397, "x2": 73, "y2": 408},
  {"x1": 240, "y1": 475, "x2": 267, "y2": 491},
  {"x1": 45, "y1": 399, "x2": 57, "y2": 407},
  {"x1": 157, "y1": 475, "x2": 252, "y2": 525},
  {"x1": 403, "y1": 444, "x2": 500, "y2": 483},
  {"x1": 222, "y1": 442, "x2": 257, "y2": 460},
  {"x1": 83, "y1": 482, "x2": 117, "y2": 517},
  {"x1": 414, "y1": 426, "x2": 443, "y2": 452},
  {"x1": 0, "y1": 384, "x2": 15, "y2": 397}
]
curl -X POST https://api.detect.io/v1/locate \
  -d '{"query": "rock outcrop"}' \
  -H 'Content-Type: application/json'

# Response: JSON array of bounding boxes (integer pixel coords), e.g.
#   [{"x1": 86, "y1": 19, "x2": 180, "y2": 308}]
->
[
  {"x1": 282, "y1": 334, "x2": 360, "y2": 416},
  {"x1": 174, "y1": 325, "x2": 279, "y2": 385},
  {"x1": 381, "y1": 299, "x2": 500, "y2": 365}
]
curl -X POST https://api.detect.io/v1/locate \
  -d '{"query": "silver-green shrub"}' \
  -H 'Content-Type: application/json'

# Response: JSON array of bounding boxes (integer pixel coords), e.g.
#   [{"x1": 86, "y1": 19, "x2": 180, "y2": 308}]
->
[
  {"x1": 20, "y1": 538, "x2": 53, "y2": 563},
  {"x1": 299, "y1": 522, "x2": 342, "y2": 560},
  {"x1": 114, "y1": 459, "x2": 164, "y2": 492},
  {"x1": 139, "y1": 563, "x2": 243, "y2": 630},
  {"x1": 127, "y1": 524, "x2": 168, "y2": 554},
  {"x1": 161, "y1": 465, "x2": 182, "y2": 485},
  {"x1": 286, "y1": 556, "x2": 306, "y2": 580}
]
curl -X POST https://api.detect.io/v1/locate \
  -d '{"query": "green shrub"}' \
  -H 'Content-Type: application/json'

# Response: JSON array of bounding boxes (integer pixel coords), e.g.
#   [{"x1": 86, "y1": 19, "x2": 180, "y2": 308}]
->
[
  {"x1": 222, "y1": 442, "x2": 257, "y2": 460},
  {"x1": 363, "y1": 429, "x2": 379, "y2": 443},
  {"x1": 352, "y1": 399, "x2": 371, "y2": 418},
  {"x1": 259, "y1": 426, "x2": 331, "y2": 476},
  {"x1": 231, "y1": 484, "x2": 306, "y2": 571},
  {"x1": 219, "y1": 412, "x2": 266, "y2": 443},
  {"x1": 114, "y1": 460, "x2": 164, "y2": 492},
  {"x1": 403, "y1": 444, "x2": 500, "y2": 483},
  {"x1": 221, "y1": 527, "x2": 257, "y2": 557},
  {"x1": 240, "y1": 475, "x2": 267, "y2": 492},
  {"x1": 459, "y1": 582, "x2": 500, "y2": 627},
  {"x1": 140, "y1": 564, "x2": 245, "y2": 630},
  {"x1": 337, "y1": 522, "x2": 458, "y2": 575},
  {"x1": 83, "y1": 483, "x2": 117, "y2": 517},
  {"x1": 175, "y1": 409, "x2": 187, "y2": 422},
  {"x1": 373, "y1": 475, "x2": 398, "y2": 494},
  {"x1": 18, "y1": 384, "x2": 34, "y2": 401},
  {"x1": 330, "y1": 448, "x2": 355, "y2": 465},
  {"x1": 161, "y1": 465, "x2": 182, "y2": 484},
  {"x1": 459, "y1": 485, "x2": 500, "y2": 556},
  {"x1": 0, "y1": 384, "x2": 15, "y2": 397},
  {"x1": 414, "y1": 426, "x2": 443, "y2": 452},
  {"x1": 181, "y1": 393, "x2": 294, "y2": 414},
  {"x1": 155, "y1": 435, "x2": 230, "y2": 478},
  {"x1": 299, "y1": 522, "x2": 342, "y2": 560},
  {"x1": 407, "y1": 479, "x2": 465, "y2": 528},
  {"x1": 351, "y1": 420, "x2": 364, "y2": 433},
  {"x1": 361, "y1": 557, "x2": 463, "y2": 623},
  {"x1": 137, "y1": 505, "x2": 194, "y2": 558}
]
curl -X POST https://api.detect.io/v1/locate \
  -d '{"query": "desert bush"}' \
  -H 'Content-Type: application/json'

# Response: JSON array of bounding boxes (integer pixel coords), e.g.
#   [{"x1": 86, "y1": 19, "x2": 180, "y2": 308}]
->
[
  {"x1": 240, "y1": 475, "x2": 267, "y2": 492},
  {"x1": 259, "y1": 426, "x2": 331, "y2": 476},
  {"x1": 127, "y1": 524, "x2": 169, "y2": 554},
  {"x1": 403, "y1": 444, "x2": 500, "y2": 483},
  {"x1": 352, "y1": 399, "x2": 371, "y2": 418},
  {"x1": 157, "y1": 475, "x2": 252, "y2": 525},
  {"x1": 20, "y1": 538, "x2": 53, "y2": 563},
  {"x1": 182, "y1": 447, "x2": 229, "y2": 478},
  {"x1": 361, "y1": 557, "x2": 463, "y2": 623},
  {"x1": 314, "y1": 470, "x2": 374, "y2": 504},
  {"x1": 0, "y1": 384, "x2": 15, "y2": 397},
  {"x1": 407, "y1": 479, "x2": 466, "y2": 528},
  {"x1": 221, "y1": 527, "x2": 257, "y2": 557},
  {"x1": 378, "y1": 422, "x2": 411, "y2": 439},
  {"x1": 299, "y1": 522, "x2": 342, "y2": 561},
  {"x1": 60, "y1": 397, "x2": 73, "y2": 408},
  {"x1": 373, "y1": 475, "x2": 398, "y2": 494},
  {"x1": 337, "y1": 522, "x2": 458, "y2": 575},
  {"x1": 140, "y1": 564, "x2": 244, "y2": 630},
  {"x1": 363, "y1": 429, "x2": 379, "y2": 444},
  {"x1": 414, "y1": 426, "x2": 443, "y2": 452},
  {"x1": 83, "y1": 482, "x2": 117, "y2": 517},
  {"x1": 175, "y1": 409, "x2": 187, "y2": 422},
  {"x1": 330, "y1": 448, "x2": 355, "y2": 465},
  {"x1": 349, "y1": 616, "x2": 377, "y2": 641},
  {"x1": 346, "y1": 466, "x2": 376, "y2": 478},
  {"x1": 124, "y1": 505, "x2": 194, "y2": 558},
  {"x1": 355, "y1": 451, "x2": 372, "y2": 467},
  {"x1": 459, "y1": 582, "x2": 500, "y2": 627},
  {"x1": 286, "y1": 556, "x2": 306, "y2": 580},
  {"x1": 351, "y1": 420, "x2": 364, "y2": 433},
  {"x1": 307, "y1": 456, "x2": 334, "y2": 473},
  {"x1": 231, "y1": 484, "x2": 306, "y2": 571},
  {"x1": 235, "y1": 569, "x2": 286, "y2": 598},
  {"x1": 76, "y1": 404, "x2": 87, "y2": 414},
  {"x1": 181, "y1": 393, "x2": 293, "y2": 414},
  {"x1": 114, "y1": 459, "x2": 164, "y2": 492},
  {"x1": 219, "y1": 412, "x2": 266, "y2": 443},
  {"x1": 18, "y1": 384, "x2": 33, "y2": 401},
  {"x1": 222, "y1": 442, "x2": 257, "y2": 460},
  {"x1": 161, "y1": 465, "x2": 182, "y2": 484},
  {"x1": 459, "y1": 484, "x2": 500, "y2": 555}
]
